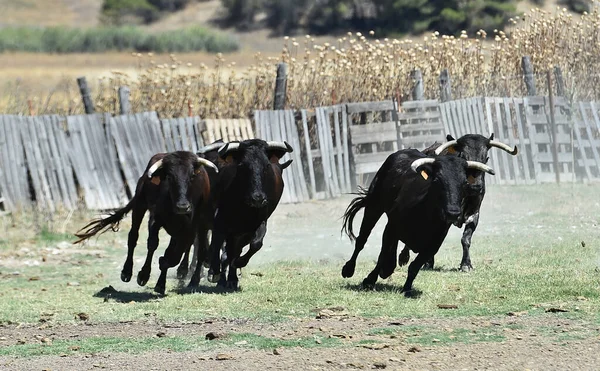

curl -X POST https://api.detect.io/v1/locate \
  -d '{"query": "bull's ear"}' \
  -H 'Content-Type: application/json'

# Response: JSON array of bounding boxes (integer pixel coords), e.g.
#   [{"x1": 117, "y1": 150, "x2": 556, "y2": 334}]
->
[
  {"x1": 489, "y1": 133, "x2": 494, "y2": 141},
  {"x1": 446, "y1": 134, "x2": 455, "y2": 141}
]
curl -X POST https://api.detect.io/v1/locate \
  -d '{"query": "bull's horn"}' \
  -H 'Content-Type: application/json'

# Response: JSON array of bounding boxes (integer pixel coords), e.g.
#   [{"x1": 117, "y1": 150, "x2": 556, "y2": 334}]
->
[
  {"x1": 267, "y1": 141, "x2": 293, "y2": 153},
  {"x1": 467, "y1": 161, "x2": 495, "y2": 175},
  {"x1": 197, "y1": 141, "x2": 225, "y2": 154},
  {"x1": 410, "y1": 158, "x2": 436, "y2": 172},
  {"x1": 147, "y1": 159, "x2": 163, "y2": 178},
  {"x1": 434, "y1": 140, "x2": 458, "y2": 155},
  {"x1": 196, "y1": 157, "x2": 219, "y2": 173},
  {"x1": 218, "y1": 142, "x2": 240, "y2": 157},
  {"x1": 489, "y1": 140, "x2": 518, "y2": 155}
]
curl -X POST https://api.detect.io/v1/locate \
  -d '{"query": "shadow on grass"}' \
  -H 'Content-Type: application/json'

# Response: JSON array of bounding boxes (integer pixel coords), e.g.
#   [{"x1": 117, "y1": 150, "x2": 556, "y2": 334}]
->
[
  {"x1": 94, "y1": 286, "x2": 160, "y2": 303},
  {"x1": 343, "y1": 282, "x2": 423, "y2": 298}
]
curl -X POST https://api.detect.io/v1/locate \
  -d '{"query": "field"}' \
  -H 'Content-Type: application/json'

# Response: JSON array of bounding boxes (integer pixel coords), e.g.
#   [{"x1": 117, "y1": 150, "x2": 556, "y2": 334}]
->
[{"x1": 1, "y1": 184, "x2": 599, "y2": 370}]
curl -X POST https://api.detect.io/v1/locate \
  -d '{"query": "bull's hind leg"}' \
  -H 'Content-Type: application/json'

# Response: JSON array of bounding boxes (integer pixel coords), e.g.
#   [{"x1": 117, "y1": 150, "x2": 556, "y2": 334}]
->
[
  {"x1": 342, "y1": 206, "x2": 384, "y2": 278},
  {"x1": 121, "y1": 203, "x2": 146, "y2": 282},
  {"x1": 137, "y1": 216, "x2": 161, "y2": 286},
  {"x1": 235, "y1": 222, "x2": 266, "y2": 269},
  {"x1": 379, "y1": 224, "x2": 399, "y2": 279},
  {"x1": 459, "y1": 213, "x2": 479, "y2": 272},
  {"x1": 362, "y1": 223, "x2": 398, "y2": 289}
]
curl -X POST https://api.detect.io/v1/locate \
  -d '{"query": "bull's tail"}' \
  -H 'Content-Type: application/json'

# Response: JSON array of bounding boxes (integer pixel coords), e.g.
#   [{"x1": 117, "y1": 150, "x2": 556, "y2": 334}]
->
[
  {"x1": 341, "y1": 186, "x2": 370, "y2": 241},
  {"x1": 73, "y1": 198, "x2": 136, "y2": 244}
]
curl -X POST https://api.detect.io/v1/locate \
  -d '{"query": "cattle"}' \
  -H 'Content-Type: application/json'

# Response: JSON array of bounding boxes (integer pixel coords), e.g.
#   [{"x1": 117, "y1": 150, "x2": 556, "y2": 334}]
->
[
  {"x1": 206, "y1": 139, "x2": 293, "y2": 289},
  {"x1": 74, "y1": 151, "x2": 218, "y2": 294},
  {"x1": 341, "y1": 149, "x2": 495, "y2": 294},
  {"x1": 398, "y1": 134, "x2": 518, "y2": 272}
]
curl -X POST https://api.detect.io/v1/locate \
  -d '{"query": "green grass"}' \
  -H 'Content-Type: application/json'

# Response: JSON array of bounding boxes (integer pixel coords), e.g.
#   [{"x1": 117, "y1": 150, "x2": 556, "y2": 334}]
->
[
  {"x1": 36, "y1": 227, "x2": 75, "y2": 244},
  {"x1": 0, "y1": 26, "x2": 239, "y2": 53},
  {"x1": 1, "y1": 185, "x2": 600, "y2": 355}
]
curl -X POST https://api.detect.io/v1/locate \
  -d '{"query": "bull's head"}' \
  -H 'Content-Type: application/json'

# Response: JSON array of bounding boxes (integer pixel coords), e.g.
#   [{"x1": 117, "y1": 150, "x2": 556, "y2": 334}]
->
[
  {"x1": 410, "y1": 156, "x2": 494, "y2": 222},
  {"x1": 218, "y1": 139, "x2": 293, "y2": 209},
  {"x1": 434, "y1": 134, "x2": 517, "y2": 192},
  {"x1": 147, "y1": 151, "x2": 218, "y2": 215}
]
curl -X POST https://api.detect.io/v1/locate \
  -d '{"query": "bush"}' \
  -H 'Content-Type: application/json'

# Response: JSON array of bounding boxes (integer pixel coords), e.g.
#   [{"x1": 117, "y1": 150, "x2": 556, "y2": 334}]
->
[{"x1": 0, "y1": 26, "x2": 238, "y2": 53}]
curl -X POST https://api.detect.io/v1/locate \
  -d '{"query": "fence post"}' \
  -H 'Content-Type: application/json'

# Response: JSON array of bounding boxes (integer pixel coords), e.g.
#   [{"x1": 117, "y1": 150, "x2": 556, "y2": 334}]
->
[
  {"x1": 439, "y1": 69, "x2": 452, "y2": 102},
  {"x1": 77, "y1": 76, "x2": 95, "y2": 114},
  {"x1": 118, "y1": 86, "x2": 131, "y2": 115},
  {"x1": 553, "y1": 66, "x2": 565, "y2": 97},
  {"x1": 273, "y1": 62, "x2": 288, "y2": 110},
  {"x1": 411, "y1": 69, "x2": 423, "y2": 101},
  {"x1": 521, "y1": 56, "x2": 537, "y2": 96},
  {"x1": 546, "y1": 70, "x2": 560, "y2": 184}
]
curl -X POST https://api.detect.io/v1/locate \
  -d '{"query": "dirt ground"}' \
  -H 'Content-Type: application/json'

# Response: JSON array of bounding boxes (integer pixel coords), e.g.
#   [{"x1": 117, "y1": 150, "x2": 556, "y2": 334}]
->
[{"x1": 1, "y1": 314, "x2": 599, "y2": 370}]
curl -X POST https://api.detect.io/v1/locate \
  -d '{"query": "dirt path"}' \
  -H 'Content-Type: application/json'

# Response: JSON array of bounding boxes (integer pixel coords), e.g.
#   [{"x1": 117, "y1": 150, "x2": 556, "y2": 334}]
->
[{"x1": 1, "y1": 315, "x2": 599, "y2": 370}]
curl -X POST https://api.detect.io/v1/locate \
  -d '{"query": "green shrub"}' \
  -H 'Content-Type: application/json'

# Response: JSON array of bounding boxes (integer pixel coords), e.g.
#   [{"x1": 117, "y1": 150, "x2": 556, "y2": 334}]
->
[{"x1": 0, "y1": 26, "x2": 238, "y2": 53}]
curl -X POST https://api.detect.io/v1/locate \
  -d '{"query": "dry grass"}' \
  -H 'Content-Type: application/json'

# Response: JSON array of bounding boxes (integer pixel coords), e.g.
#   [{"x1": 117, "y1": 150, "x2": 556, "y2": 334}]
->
[{"x1": 3, "y1": 5, "x2": 600, "y2": 117}]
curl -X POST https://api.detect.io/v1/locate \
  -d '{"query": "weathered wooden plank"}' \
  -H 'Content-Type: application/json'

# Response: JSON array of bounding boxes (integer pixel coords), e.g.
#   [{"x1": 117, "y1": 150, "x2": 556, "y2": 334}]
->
[
  {"x1": 278, "y1": 110, "x2": 297, "y2": 203},
  {"x1": 0, "y1": 116, "x2": 30, "y2": 210},
  {"x1": 316, "y1": 107, "x2": 335, "y2": 197},
  {"x1": 341, "y1": 105, "x2": 351, "y2": 192},
  {"x1": 572, "y1": 116, "x2": 593, "y2": 181},
  {"x1": 332, "y1": 106, "x2": 346, "y2": 193},
  {"x1": 493, "y1": 99, "x2": 512, "y2": 183},
  {"x1": 502, "y1": 98, "x2": 520, "y2": 184},
  {"x1": 513, "y1": 100, "x2": 534, "y2": 184},
  {"x1": 577, "y1": 102, "x2": 600, "y2": 180},
  {"x1": 349, "y1": 123, "x2": 397, "y2": 144},
  {"x1": 324, "y1": 107, "x2": 341, "y2": 195},
  {"x1": 485, "y1": 98, "x2": 504, "y2": 184},
  {"x1": 346, "y1": 100, "x2": 394, "y2": 114},
  {"x1": 301, "y1": 110, "x2": 317, "y2": 198}
]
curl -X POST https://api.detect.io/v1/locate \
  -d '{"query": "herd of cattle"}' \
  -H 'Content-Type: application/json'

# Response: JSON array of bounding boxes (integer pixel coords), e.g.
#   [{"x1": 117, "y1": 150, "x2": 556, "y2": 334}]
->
[{"x1": 75, "y1": 133, "x2": 517, "y2": 295}]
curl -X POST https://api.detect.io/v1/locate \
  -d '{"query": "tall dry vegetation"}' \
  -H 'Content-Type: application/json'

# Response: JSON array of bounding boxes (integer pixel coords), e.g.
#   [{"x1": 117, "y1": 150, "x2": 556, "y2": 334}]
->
[{"x1": 4, "y1": 5, "x2": 600, "y2": 118}]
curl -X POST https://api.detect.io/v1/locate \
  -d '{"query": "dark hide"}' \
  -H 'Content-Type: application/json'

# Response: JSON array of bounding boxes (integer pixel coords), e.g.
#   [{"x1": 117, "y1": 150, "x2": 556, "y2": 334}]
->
[
  {"x1": 401, "y1": 133, "x2": 517, "y2": 272},
  {"x1": 341, "y1": 149, "x2": 493, "y2": 294},
  {"x1": 207, "y1": 139, "x2": 293, "y2": 289},
  {"x1": 75, "y1": 151, "x2": 214, "y2": 295}
]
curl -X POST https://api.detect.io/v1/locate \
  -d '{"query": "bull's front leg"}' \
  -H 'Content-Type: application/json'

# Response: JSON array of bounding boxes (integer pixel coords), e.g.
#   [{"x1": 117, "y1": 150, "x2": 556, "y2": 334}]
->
[
  {"x1": 207, "y1": 231, "x2": 226, "y2": 283},
  {"x1": 234, "y1": 222, "x2": 266, "y2": 268},
  {"x1": 459, "y1": 212, "x2": 479, "y2": 272}
]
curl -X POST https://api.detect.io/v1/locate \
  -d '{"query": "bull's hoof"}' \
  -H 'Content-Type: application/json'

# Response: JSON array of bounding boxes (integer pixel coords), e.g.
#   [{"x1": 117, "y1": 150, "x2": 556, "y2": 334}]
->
[
  {"x1": 398, "y1": 250, "x2": 410, "y2": 267},
  {"x1": 121, "y1": 270, "x2": 132, "y2": 283},
  {"x1": 361, "y1": 278, "x2": 376, "y2": 290},
  {"x1": 460, "y1": 263, "x2": 473, "y2": 272},
  {"x1": 226, "y1": 280, "x2": 239, "y2": 291},
  {"x1": 217, "y1": 275, "x2": 227, "y2": 288},
  {"x1": 154, "y1": 284, "x2": 166, "y2": 296},
  {"x1": 188, "y1": 277, "x2": 200, "y2": 288},
  {"x1": 422, "y1": 261, "x2": 435, "y2": 270},
  {"x1": 176, "y1": 265, "x2": 189, "y2": 280},
  {"x1": 209, "y1": 272, "x2": 221, "y2": 284},
  {"x1": 341, "y1": 261, "x2": 356, "y2": 278},
  {"x1": 137, "y1": 271, "x2": 150, "y2": 287}
]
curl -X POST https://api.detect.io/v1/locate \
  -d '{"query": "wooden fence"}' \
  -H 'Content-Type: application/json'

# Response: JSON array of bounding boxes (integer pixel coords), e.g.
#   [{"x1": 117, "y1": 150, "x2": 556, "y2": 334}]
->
[{"x1": 1, "y1": 95, "x2": 600, "y2": 213}]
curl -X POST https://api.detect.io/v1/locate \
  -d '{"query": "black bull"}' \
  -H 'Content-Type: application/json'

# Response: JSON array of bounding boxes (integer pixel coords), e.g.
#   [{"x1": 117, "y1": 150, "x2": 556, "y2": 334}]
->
[
  {"x1": 341, "y1": 149, "x2": 495, "y2": 294},
  {"x1": 74, "y1": 151, "x2": 218, "y2": 294},
  {"x1": 398, "y1": 134, "x2": 518, "y2": 272},
  {"x1": 206, "y1": 139, "x2": 293, "y2": 289}
]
